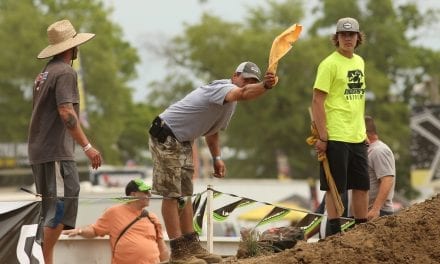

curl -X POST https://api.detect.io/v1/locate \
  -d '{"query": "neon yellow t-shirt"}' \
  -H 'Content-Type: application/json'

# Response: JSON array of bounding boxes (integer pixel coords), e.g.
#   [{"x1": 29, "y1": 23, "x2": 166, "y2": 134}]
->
[{"x1": 313, "y1": 51, "x2": 366, "y2": 143}]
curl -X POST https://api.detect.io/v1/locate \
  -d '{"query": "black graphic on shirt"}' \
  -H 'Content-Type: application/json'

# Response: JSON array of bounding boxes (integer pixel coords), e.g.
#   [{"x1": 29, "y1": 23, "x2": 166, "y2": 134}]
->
[{"x1": 344, "y1": 69, "x2": 365, "y2": 100}]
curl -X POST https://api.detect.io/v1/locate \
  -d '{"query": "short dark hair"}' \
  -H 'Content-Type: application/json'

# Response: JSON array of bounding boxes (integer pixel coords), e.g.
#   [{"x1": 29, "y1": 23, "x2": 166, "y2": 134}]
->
[
  {"x1": 125, "y1": 178, "x2": 151, "y2": 196},
  {"x1": 331, "y1": 32, "x2": 365, "y2": 48}
]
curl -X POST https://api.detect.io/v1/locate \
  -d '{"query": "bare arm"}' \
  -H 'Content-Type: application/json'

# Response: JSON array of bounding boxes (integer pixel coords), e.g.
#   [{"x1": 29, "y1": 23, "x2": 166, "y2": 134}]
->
[
  {"x1": 58, "y1": 103, "x2": 102, "y2": 169},
  {"x1": 149, "y1": 214, "x2": 170, "y2": 261},
  {"x1": 205, "y1": 133, "x2": 221, "y2": 158},
  {"x1": 157, "y1": 238, "x2": 170, "y2": 262},
  {"x1": 311, "y1": 89, "x2": 328, "y2": 153},
  {"x1": 205, "y1": 133, "x2": 225, "y2": 178},
  {"x1": 225, "y1": 72, "x2": 277, "y2": 102},
  {"x1": 367, "y1": 176, "x2": 394, "y2": 220}
]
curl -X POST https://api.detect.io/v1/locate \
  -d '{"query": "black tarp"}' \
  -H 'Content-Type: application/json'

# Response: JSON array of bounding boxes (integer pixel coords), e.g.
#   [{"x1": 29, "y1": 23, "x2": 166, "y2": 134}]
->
[{"x1": 0, "y1": 201, "x2": 42, "y2": 264}]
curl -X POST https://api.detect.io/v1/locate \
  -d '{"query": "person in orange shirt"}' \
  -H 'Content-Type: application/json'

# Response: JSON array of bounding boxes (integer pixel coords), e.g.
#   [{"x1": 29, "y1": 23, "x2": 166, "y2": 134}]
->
[{"x1": 63, "y1": 179, "x2": 169, "y2": 264}]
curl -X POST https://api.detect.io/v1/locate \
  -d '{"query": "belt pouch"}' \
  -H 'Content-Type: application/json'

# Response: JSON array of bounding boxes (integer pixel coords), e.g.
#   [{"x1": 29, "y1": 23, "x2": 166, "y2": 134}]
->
[{"x1": 149, "y1": 117, "x2": 167, "y2": 143}]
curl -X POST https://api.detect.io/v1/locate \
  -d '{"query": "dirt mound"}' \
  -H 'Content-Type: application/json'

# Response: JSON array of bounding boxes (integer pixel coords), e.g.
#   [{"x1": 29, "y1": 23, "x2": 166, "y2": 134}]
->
[{"x1": 232, "y1": 193, "x2": 440, "y2": 264}]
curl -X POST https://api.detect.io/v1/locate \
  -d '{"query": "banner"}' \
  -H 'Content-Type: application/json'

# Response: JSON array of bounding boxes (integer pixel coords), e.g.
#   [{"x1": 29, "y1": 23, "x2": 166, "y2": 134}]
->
[
  {"x1": 191, "y1": 188, "x2": 355, "y2": 237},
  {"x1": 0, "y1": 201, "x2": 43, "y2": 264},
  {"x1": 256, "y1": 206, "x2": 290, "y2": 227},
  {"x1": 213, "y1": 198, "x2": 255, "y2": 221},
  {"x1": 193, "y1": 197, "x2": 207, "y2": 235}
]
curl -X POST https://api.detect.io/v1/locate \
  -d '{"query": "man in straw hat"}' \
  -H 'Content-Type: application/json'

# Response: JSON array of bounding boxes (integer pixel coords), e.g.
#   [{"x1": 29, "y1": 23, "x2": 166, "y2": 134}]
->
[{"x1": 28, "y1": 19, "x2": 102, "y2": 264}]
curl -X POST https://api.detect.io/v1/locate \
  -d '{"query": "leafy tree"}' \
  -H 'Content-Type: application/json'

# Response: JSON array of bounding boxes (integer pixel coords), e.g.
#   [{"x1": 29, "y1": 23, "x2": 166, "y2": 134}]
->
[
  {"x1": 0, "y1": 0, "x2": 47, "y2": 142},
  {"x1": 3, "y1": 0, "x2": 438, "y2": 198},
  {"x1": 0, "y1": 0, "x2": 142, "y2": 164},
  {"x1": 352, "y1": 0, "x2": 439, "y2": 198},
  {"x1": 146, "y1": 0, "x2": 440, "y2": 198},
  {"x1": 116, "y1": 102, "x2": 158, "y2": 166}
]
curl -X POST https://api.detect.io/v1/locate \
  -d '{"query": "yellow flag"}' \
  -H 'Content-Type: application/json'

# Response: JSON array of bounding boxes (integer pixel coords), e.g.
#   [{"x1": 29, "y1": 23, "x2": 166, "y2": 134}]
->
[{"x1": 268, "y1": 24, "x2": 303, "y2": 74}]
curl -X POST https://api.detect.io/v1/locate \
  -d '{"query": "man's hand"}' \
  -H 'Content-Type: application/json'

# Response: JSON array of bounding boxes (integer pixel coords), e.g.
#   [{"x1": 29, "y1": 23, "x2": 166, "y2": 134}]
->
[
  {"x1": 62, "y1": 228, "x2": 82, "y2": 237},
  {"x1": 85, "y1": 147, "x2": 102, "y2": 169},
  {"x1": 367, "y1": 208, "x2": 380, "y2": 221},
  {"x1": 263, "y1": 72, "x2": 278, "y2": 89},
  {"x1": 213, "y1": 159, "x2": 226, "y2": 178},
  {"x1": 62, "y1": 226, "x2": 96, "y2": 238},
  {"x1": 315, "y1": 139, "x2": 328, "y2": 155}
]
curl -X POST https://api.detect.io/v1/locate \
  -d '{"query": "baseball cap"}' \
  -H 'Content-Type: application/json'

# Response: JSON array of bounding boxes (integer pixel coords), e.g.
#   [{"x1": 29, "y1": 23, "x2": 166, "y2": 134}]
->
[
  {"x1": 125, "y1": 178, "x2": 152, "y2": 195},
  {"x1": 235, "y1": 61, "x2": 261, "y2": 81},
  {"x1": 336, "y1": 17, "x2": 360, "y2": 33}
]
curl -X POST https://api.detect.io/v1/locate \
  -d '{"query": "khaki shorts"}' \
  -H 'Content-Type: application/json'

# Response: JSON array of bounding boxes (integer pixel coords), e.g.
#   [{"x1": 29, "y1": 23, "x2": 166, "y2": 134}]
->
[{"x1": 149, "y1": 136, "x2": 194, "y2": 198}]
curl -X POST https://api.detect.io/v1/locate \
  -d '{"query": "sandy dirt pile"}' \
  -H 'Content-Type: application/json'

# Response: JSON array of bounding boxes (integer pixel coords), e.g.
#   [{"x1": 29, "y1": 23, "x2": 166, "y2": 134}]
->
[{"x1": 231, "y1": 193, "x2": 440, "y2": 264}]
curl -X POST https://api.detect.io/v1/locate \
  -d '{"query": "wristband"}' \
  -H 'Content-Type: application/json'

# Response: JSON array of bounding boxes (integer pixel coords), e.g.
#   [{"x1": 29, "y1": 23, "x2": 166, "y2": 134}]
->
[
  {"x1": 213, "y1": 156, "x2": 222, "y2": 162},
  {"x1": 263, "y1": 82, "x2": 272, "y2": 90},
  {"x1": 82, "y1": 143, "x2": 92, "y2": 152}
]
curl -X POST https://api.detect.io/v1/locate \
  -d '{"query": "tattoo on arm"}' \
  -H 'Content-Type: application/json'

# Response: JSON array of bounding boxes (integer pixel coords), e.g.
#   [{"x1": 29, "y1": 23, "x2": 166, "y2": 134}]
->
[
  {"x1": 58, "y1": 103, "x2": 78, "y2": 129},
  {"x1": 65, "y1": 113, "x2": 77, "y2": 129}
]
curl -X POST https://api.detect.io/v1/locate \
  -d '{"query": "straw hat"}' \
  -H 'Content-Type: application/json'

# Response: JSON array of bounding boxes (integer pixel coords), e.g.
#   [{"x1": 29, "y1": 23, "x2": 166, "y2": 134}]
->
[{"x1": 37, "y1": 19, "x2": 95, "y2": 59}]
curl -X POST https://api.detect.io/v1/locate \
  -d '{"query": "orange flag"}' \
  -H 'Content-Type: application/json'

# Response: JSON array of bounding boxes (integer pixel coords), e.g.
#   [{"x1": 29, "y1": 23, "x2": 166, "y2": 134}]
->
[{"x1": 268, "y1": 24, "x2": 303, "y2": 75}]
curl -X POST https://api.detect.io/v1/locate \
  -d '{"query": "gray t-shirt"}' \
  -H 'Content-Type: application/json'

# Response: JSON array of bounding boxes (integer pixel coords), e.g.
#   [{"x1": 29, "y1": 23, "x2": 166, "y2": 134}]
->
[
  {"x1": 28, "y1": 59, "x2": 79, "y2": 164},
  {"x1": 367, "y1": 140, "x2": 396, "y2": 213},
  {"x1": 160, "y1": 79, "x2": 237, "y2": 142}
]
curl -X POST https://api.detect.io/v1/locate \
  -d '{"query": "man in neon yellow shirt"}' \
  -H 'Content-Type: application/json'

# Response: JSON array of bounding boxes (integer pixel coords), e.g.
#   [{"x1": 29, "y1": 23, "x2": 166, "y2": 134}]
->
[{"x1": 311, "y1": 17, "x2": 369, "y2": 236}]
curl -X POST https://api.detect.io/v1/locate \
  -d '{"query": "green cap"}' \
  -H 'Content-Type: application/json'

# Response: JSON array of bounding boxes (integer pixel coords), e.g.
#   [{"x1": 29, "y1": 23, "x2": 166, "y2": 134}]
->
[{"x1": 125, "y1": 178, "x2": 152, "y2": 195}]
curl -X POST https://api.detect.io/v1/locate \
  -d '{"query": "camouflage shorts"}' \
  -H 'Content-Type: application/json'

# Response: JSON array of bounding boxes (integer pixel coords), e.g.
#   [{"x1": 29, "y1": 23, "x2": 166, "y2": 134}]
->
[{"x1": 149, "y1": 136, "x2": 194, "y2": 198}]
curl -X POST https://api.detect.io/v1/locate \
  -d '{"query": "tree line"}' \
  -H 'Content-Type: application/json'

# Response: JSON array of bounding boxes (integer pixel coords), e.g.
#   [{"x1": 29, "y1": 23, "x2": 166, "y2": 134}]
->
[{"x1": 1, "y1": 0, "x2": 439, "y2": 198}]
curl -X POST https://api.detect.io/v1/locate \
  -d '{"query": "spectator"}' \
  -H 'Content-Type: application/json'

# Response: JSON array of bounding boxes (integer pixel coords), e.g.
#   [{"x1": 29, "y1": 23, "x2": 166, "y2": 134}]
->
[
  {"x1": 365, "y1": 116, "x2": 396, "y2": 220},
  {"x1": 63, "y1": 179, "x2": 169, "y2": 264}
]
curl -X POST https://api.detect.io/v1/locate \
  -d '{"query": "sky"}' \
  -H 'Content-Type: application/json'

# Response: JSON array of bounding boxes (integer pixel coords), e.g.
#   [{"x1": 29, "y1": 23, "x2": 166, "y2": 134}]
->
[
  {"x1": 103, "y1": 0, "x2": 440, "y2": 102},
  {"x1": 103, "y1": 0, "x2": 270, "y2": 101}
]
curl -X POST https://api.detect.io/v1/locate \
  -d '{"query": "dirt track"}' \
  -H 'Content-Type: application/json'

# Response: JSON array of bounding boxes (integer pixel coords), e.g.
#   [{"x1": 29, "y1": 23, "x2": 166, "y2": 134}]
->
[{"x1": 229, "y1": 193, "x2": 440, "y2": 264}]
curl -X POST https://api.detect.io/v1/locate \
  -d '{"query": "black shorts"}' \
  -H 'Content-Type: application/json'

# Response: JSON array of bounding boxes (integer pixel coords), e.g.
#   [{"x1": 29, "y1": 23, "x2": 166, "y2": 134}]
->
[
  {"x1": 31, "y1": 161, "x2": 80, "y2": 229},
  {"x1": 320, "y1": 141, "x2": 369, "y2": 192}
]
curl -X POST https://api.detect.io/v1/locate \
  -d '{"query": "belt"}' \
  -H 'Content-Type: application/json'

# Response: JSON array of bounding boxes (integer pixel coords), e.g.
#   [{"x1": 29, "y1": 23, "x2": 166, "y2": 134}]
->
[{"x1": 149, "y1": 116, "x2": 177, "y2": 143}]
